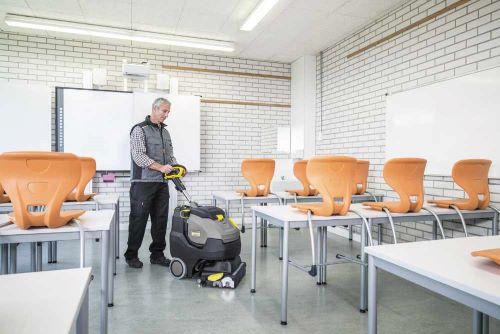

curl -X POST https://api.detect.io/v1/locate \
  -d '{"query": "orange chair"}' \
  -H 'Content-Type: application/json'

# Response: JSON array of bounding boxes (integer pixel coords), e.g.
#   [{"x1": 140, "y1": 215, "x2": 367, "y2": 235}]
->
[
  {"x1": 353, "y1": 160, "x2": 369, "y2": 195},
  {"x1": 285, "y1": 160, "x2": 318, "y2": 197},
  {"x1": 427, "y1": 159, "x2": 492, "y2": 237},
  {"x1": 471, "y1": 248, "x2": 500, "y2": 265},
  {"x1": 428, "y1": 159, "x2": 491, "y2": 210},
  {"x1": 67, "y1": 157, "x2": 97, "y2": 202},
  {"x1": 0, "y1": 182, "x2": 9, "y2": 203},
  {"x1": 292, "y1": 156, "x2": 357, "y2": 216},
  {"x1": 362, "y1": 158, "x2": 427, "y2": 243},
  {"x1": 0, "y1": 152, "x2": 85, "y2": 229},
  {"x1": 236, "y1": 159, "x2": 275, "y2": 197}
]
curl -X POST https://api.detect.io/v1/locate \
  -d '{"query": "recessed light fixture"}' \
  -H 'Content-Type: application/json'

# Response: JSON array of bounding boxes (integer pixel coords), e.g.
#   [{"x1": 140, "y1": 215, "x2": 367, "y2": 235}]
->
[
  {"x1": 240, "y1": 0, "x2": 279, "y2": 31},
  {"x1": 5, "y1": 14, "x2": 235, "y2": 52}
]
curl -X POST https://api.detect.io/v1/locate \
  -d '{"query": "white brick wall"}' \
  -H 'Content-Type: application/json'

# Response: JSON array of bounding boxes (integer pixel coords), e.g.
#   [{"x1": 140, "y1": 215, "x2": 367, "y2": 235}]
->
[
  {"x1": 317, "y1": 0, "x2": 500, "y2": 242},
  {"x1": 0, "y1": 31, "x2": 291, "y2": 225}
]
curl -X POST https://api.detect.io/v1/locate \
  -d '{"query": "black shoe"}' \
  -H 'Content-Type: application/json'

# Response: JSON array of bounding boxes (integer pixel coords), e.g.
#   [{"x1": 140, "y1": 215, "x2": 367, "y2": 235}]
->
[
  {"x1": 150, "y1": 256, "x2": 171, "y2": 267},
  {"x1": 126, "y1": 258, "x2": 143, "y2": 269}
]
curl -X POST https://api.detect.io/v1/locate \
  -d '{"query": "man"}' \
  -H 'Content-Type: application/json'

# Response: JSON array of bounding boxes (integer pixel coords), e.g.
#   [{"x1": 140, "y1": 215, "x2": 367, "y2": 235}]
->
[{"x1": 125, "y1": 97, "x2": 177, "y2": 268}]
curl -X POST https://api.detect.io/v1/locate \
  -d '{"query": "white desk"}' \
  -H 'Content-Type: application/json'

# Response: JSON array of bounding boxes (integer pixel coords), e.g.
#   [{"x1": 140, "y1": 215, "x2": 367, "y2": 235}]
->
[
  {"x1": 0, "y1": 193, "x2": 121, "y2": 269},
  {"x1": 0, "y1": 268, "x2": 92, "y2": 334},
  {"x1": 250, "y1": 204, "x2": 499, "y2": 325},
  {"x1": 0, "y1": 210, "x2": 115, "y2": 334},
  {"x1": 366, "y1": 236, "x2": 500, "y2": 334}
]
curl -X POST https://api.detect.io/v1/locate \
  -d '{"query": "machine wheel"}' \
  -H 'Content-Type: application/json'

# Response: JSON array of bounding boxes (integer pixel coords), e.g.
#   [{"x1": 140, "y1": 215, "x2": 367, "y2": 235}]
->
[{"x1": 170, "y1": 258, "x2": 187, "y2": 279}]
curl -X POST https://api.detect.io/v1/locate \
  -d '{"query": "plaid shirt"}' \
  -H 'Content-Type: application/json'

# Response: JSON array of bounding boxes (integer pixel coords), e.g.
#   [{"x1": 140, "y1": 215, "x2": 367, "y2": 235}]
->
[{"x1": 130, "y1": 125, "x2": 155, "y2": 168}]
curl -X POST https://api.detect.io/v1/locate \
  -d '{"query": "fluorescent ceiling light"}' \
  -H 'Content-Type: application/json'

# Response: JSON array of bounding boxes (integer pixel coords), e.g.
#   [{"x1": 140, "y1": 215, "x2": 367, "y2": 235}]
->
[
  {"x1": 5, "y1": 14, "x2": 235, "y2": 52},
  {"x1": 240, "y1": 0, "x2": 279, "y2": 31}
]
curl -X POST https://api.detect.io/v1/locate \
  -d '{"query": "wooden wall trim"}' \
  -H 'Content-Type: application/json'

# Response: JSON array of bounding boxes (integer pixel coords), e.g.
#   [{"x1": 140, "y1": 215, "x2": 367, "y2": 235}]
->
[
  {"x1": 347, "y1": 0, "x2": 470, "y2": 59},
  {"x1": 163, "y1": 65, "x2": 291, "y2": 80},
  {"x1": 201, "y1": 98, "x2": 290, "y2": 108}
]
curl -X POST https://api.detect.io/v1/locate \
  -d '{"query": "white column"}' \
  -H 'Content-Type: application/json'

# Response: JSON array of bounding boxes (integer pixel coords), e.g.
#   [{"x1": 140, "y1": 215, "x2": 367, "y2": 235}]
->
[{"x1": 291, "y1": 55, "x2": 317, "y2": 159}]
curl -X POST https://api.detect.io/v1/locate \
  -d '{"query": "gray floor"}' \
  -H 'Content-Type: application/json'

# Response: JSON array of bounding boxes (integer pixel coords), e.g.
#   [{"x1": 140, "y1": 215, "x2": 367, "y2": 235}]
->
[{"x1": 11, "y1": 228, "x2": 499, "y2": 334}]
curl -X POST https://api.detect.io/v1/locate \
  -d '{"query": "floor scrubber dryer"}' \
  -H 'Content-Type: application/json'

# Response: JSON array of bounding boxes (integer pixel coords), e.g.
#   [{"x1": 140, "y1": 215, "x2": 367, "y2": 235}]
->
[{"x1": 165, "y1": 165, "x2": 246, "y2": 288}]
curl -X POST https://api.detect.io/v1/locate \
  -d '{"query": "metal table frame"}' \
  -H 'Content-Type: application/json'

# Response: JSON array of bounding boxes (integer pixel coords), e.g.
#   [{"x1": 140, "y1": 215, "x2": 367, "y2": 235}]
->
[
  {"x1": 0, "y1": 211, "x2": 115, "y2": 334},
  {"x1": 367, "y1": 238, "x2": 500, "y2": 334},
  {"x1": 0, "y1": 194, "x2": 121, "y2": 271},
  {"x1": 250, "y1": 205, "x2": 498, "y2": 325}
]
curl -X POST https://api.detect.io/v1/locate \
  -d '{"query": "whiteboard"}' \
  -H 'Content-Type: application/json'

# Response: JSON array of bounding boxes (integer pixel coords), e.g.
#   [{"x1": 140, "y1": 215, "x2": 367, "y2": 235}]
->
[
  {"x1": 0, "y1": 82, "x2": 51, "y2": 152},
  {"x1": 63, "y1": 89, "x2": 133, "y2": 170},
  {"x1": 386, "y1": 66, "x2": 500, "y2": 177},
  {"x1": 133, "y1": 93, "x2": 201, "y2": 171},
  {"x1": 60, "y1": 88, "x2": 201, "y2": 171}
]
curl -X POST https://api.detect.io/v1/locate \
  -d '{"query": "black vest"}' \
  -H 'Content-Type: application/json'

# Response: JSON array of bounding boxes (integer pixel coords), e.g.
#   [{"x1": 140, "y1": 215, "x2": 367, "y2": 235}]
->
[{"x1": 130, "y1": 116, "x2": 176, "y2": 182}]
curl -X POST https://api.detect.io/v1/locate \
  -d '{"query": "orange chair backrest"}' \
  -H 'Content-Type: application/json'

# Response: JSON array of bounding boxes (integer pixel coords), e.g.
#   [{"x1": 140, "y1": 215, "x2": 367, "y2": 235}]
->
[
  {"x1": 353, "y1": 160, "x2": 369, "y2": 195},
  {"x1": 383, "y1": 158, "x2": 427, "y2": 213},
  {"x1": 0, "y1": 152, "x2": 84, "y2": 229},
  {"x1": 67, "y1": 157, "x2": 96, "y2": 202},
  {"x1": 293, "y1": 160, "x2": 318, "y2": 196},
  {"x1": 307, "y1": 156, "x2": 357, "y2": 216},
  {"x1": 452, "y1": 159, "x2": 491, "y2": 210},
  {"x1": 241, "y1": 159, "x2": 275, "y2": 197},
  {"x1": 0, "y1": 182, "x2": 9, "y2": 203}
]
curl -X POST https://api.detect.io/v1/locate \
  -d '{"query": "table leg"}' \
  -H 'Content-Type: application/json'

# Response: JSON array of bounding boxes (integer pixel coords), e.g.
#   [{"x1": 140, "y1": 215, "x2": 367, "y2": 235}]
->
[
  {"x1": 349, "y1": 225, "x2": 353, "y2": 241},
  {"x1": 108, "y1": 218, "x2": 115, "y2": 307},
  {"x1": 101, "y1": 230, "x2": 109, "y2": 334},
  {"x1": 368, "y1": 256, "x2": 377, "y2": 334},
  {"x1": 483, "y1": 314, "x2": 489, "y2": 334},
  {"x1": 432, "y1": 221, "x2": 438, "y2": 240},
  {"x1": 281, "y1": 220, "x2": 289, "y2": 325},
  {"x1": 360, "y1": 220, "x2": 368, "y2": 312},
  {"x1": 9, "y1": 243, "x2": 17, "y2": 274},
  {"x1": 113, "y1": 209, "x2": 117, "y2": 276},
  {"x1": 115, "y1": 202, "x2": 120, "y2": 260},
  {"x1": 48, "y1": 241, "x2": 53, "y2": 263},
  {"x1": 76, "y1": 284, "x2": 90, "y2": 334},
  {"x1": 473, "y1": 310, "x2": 483, "y2": 334},
  {"x1": 279, "y1": 227, "x2": 283, "y2": 260},
  {"x1": 263, "y1": 203, "x2": 268, "y2": 247},
  {"x1": 322, "y1": 226, "x2": 327, "y2": 284},
  {"x1": 250, "y1": 210, "x2": 257, "y2": 294},
  {"x1": 492, "y1": 211, "x2": 498, "y2": 236},
  {"x1": 53, "y1": 241, "x2": 58, "y2": 263},
  {"x1": 316, "y1": 226, "x2": 322, "y2": 285},
  {"x1": 36, "y1": 242, "x2": 42, "y2": 272},
  {"x1": 1, "y1": 244, "x2": 8, "y2": 274},
  {"x1": 378, "y1": 224, "x2": 382, "y2": 245},
  {"x1": 30, "y1": 243, "x2": 36, "y2": 272}
]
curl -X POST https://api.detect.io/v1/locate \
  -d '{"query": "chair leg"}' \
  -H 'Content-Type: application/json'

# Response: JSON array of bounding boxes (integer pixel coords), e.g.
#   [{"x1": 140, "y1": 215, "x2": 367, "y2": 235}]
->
[
  {"x1": 350, "y1": 209, "x2": 374, "y2": 246},
  {"x1": 382, "y1": 208, "x2": 397, "y2": 244},
  {"x1": 365, "y1": 191, "x2": 378, "y2": 202},
  {"x1": 422, "y1": 207, "x2": 445, "y2": 239},
  {"x1": 488, "y1": 205, "x2": 499, "y2": 236},
  {"x1": 450, "y1": 205, "x2": 468, "y2": 237},
  {"x1": 306, "y1": 211, "x2": 317, "y2": 277}
]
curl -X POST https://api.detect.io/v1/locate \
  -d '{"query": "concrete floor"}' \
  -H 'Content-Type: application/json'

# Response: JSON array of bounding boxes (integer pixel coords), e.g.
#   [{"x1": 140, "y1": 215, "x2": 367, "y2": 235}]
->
[{"x1": 11, "y1": 228, "x2": 499, "y2": 334}]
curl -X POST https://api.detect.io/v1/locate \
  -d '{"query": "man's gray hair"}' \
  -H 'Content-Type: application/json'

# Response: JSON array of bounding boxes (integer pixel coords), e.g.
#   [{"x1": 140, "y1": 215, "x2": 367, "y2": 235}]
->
[{"x1": 152, "y1": 97, "x2": 171, "y2": 109}]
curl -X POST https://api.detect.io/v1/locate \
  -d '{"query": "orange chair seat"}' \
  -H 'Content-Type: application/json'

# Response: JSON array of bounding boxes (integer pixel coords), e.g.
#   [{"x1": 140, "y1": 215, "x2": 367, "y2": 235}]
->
[
  {"x1": 471, "y1": 248, "x2": 500, "y2": 265},
  {"x1": 0, "y1": 183, "x2": 9, "y2": 203},
  {"x1": 286, "y1": 189, "x2": 313, "y2": 197},
  {"x1": 8, "y1": 209, "x2": 85, "y2": 228},
  {"x1": 66, "y1": 192, "x2": 97, "y2": 202},
  {"x1": 428, "y1": 198, "x2": 475, "y2": 210},
  {"x1": 362, "y1": 201, "x2": 412, "y2": 214}
]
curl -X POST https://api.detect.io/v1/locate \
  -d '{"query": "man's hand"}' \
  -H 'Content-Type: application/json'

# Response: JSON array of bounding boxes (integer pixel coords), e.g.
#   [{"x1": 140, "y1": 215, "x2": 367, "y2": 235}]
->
[
  {"x1": 149, "y1": 162, "x2": 174, "y2": 174},
  {"x1": 159, "y1": 164, "x2": 174, "y2": 174}
]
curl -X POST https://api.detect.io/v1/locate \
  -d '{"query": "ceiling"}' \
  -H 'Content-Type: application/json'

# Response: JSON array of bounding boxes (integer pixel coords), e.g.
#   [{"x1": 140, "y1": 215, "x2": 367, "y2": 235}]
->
[{"x1": 0, "y1": 0, "x2": 407, "y2": 63}]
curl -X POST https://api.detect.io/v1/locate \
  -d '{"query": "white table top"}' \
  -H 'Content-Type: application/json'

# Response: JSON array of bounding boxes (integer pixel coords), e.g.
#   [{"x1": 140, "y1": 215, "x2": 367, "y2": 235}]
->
[
  {"x1": 252, "y1": 204, "x2": 361, "y2": 223},
  {"x1": 0, "y1": 210, "x2": 114, "y2": 236},
  {"x1": 0, "y1": 193, "x2": 120, "y2": 209},
  {"x1": 366, "y1": 235, "x2": 500, "y2": 306},
  {"x1": 0, "y1": 268, "x2": 92, "y2": 334},
  {"x1": 212, "y1": 190, "x2": 280, "y2": 201}
]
